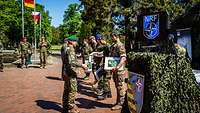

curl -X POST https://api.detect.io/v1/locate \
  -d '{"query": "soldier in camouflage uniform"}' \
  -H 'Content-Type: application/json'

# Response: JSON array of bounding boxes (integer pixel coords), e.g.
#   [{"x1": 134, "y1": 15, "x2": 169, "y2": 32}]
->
[
  {"x1": 89, "y1": 36, "x2": 97, "y2": 51},
  {"x1": 110, "y1": 33, "x2": 126, "y2": 110},
  {"x1": 89, "y1": 36, "x2": 98, "y2": 79},
  {"x1": 19, "y1": 37, "x2": 31, "y2": 68},
  {"x1": 0, "y1": 40, "x2": 3, "y2": 72},
  {"x1": 82, "y1": 38, "x2": 93, "y2": 80},
  {"x1": 39, "y1": 36, "x2": 48, "y2": 68},
  {"x1": 62, "y1": 35, "x2": 87, "y2": 113},
  {"x1": 95, "y1": 34, "x2": 112, "y2": 100},
  {"x1": 61, "y1": 38, "x2": 69, "y2": 80}
]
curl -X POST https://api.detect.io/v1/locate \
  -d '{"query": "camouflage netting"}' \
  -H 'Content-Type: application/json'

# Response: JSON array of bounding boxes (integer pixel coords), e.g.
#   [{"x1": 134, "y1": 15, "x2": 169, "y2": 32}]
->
[{"x1": 127, "y1": 52, "x2": 200, "y2": 113}]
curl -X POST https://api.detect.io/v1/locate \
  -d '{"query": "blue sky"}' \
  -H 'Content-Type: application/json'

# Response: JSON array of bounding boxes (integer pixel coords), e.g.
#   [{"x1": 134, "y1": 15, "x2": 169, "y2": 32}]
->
[{"x1": 37, "y1": 0, "x2": 80, "y2": 27}]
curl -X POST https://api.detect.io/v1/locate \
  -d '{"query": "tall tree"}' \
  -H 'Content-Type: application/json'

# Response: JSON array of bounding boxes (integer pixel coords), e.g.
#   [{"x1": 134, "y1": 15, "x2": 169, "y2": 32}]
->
[
  {"x1": 51, "y1": 26, "x2": 62, "y2": 45},
  {"x1": 80, "y1": 0, "x2": 118, "y2": 38},
  {"x1": 62, "y1": 3, "x2": 81, "y2": 38},
  {"x1": 0, "y1": 0, "x2": 21, "y2": 47},
  {"x1": 0, "y1": 0, "x2": 52, "y2": 48}
]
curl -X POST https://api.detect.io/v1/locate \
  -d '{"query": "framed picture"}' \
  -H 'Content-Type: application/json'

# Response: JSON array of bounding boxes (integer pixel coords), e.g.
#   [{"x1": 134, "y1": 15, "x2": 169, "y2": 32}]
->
[{"x1": 104, "y1": 57, "x2": 124, "y2": 71}]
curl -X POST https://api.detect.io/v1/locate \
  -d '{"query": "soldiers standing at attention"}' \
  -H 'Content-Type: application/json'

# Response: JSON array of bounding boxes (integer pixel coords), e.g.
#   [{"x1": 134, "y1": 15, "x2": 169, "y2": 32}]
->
[
  {"x1": 110, "y1": 33, "x2": 126, "y2": 110},
  {"x1": 39, "y1": 36, "x2": 48, "y2": 69},
  {"x1": 95, "y1": 34, "x2": 112, "y2": 100},
  {"x1": 82, "y1": 38, "x2": 93, "y2": 80},
  {"x1": 62, "y1": 35, "x2": 87, "y2": 113},
  {"x1": 0, "y1": 40, "x2": 3, "y2": 72},
  {"x1": 19, "y1": 37, "x2": 31, "y2": 68}
]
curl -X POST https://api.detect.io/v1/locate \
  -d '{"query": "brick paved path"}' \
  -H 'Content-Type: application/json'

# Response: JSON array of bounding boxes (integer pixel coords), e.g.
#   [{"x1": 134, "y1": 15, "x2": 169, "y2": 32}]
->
[{"x1": 0, "y1": 57, "x2": 122, "y2": 113}]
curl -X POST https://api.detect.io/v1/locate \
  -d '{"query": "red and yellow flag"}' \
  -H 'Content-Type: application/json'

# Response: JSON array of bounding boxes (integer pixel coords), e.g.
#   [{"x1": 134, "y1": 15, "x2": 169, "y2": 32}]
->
[{"x1": 24, "y1": 0, "x2": 34, "y2": 8}]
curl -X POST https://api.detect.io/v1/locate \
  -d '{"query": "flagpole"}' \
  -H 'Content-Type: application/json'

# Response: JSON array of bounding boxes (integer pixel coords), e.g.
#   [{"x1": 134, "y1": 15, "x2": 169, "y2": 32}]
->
[
  {"x1": 22, "y1": 0, "x2": 24, "y2": 38},
  {"x1": 40, "y1": 13, "x2": 42, "y2": 39},
  {"x1": 34, "y1": 0, "x2": 36, "y2": 61}
]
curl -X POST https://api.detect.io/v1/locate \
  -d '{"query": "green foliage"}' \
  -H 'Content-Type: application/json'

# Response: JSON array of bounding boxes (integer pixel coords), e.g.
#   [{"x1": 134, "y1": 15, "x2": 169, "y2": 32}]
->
[
  {"x1": 62, "y1": 3, "x2": 81, "y2": 38},
  {"x1": 51, "y1": 26, "x2": 62, "y2": 45},
  {"x1": 80, "y1": 0, "x2": 118, "y2": 38},
  {"x1": 0, "y1": 0, "x2": 52, "y2": 48},
  {"x1": 127, "y1": 52, "x2": 200, "y2": 113},
  {"x1": 0, "y1": 0, "x2": 21, "y2": 47}
]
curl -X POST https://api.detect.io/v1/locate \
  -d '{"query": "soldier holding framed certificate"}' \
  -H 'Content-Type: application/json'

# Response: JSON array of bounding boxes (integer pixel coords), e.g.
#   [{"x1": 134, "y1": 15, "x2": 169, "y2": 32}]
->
[{"x1": 110, "y1": 33, "x2": 126, "y2": 110}]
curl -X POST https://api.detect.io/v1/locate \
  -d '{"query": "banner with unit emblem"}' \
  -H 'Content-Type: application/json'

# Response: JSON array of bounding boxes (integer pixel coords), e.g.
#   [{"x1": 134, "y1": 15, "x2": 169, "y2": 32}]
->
[
  {"x1": 137, "y1": 11, "x2": 168, "y2": 44},
  {"x1": 143, "y1": 14, "x2": 159, "y2": 40},
  {"x1": 127, "y1": 72, "x2": 145, "y2": 113}
]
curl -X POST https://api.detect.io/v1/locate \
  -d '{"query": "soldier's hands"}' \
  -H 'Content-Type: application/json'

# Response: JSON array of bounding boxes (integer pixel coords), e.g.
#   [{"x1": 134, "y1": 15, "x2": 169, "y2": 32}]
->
[{"x1": 81, "y1": 64, "x2": 88, "y2": 70}]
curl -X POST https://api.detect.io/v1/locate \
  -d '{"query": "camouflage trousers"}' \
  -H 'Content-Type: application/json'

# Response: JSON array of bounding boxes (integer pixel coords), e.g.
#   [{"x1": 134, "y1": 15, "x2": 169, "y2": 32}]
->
[
  {"x1": 97, "y1": 71, "x2": 111, "y2": 95},
  {"x1": 21, "y1": 53, "x2": 29, "y2": 67},
  {"x1": 62, "y1": 75, "x2": 77, "y2": 112},
  {"x1": 0, "y1": 54, "x2": 3, "y2": 70},
  {"x1": 113, "y1": 70, "x2": 126, "y2": 105},
  {"x1": 40, "y1": 51, "x2": 47, "y2": 67}
]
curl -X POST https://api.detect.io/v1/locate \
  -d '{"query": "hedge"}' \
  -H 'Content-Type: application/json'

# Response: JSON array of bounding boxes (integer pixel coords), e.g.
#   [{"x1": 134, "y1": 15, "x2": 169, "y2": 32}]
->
[{"x1": 127, "y1": 52, "x2": 200, "y2": 113}]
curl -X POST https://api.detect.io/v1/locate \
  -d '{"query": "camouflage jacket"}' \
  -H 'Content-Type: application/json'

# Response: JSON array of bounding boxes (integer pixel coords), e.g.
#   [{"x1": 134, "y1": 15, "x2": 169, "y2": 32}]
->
[
  {"x1": 110, "y1": 41, "x2": 126, "y2": 57},
  {"x1": 19, "y1": 41, "x2": 31, "y2": 54},
  {"x1": 91, "y1": 43, "x2": 97, "y2": 52},
  {"x1": 39, "y1": 41, "x2": 47, "y2": 52},
  {"x1": 64, "y1": 45, "x2": 82, "y2": 73},
  {"x1": 95, "y1": 43, "x2": 111, "y2": 66},
  {"x1": 61, "y1": 43, "x2": 68, "y2": 62},
  {"x1": 82, "y1": 45, "x2": 93, "y2": 61},
  {"x1": 110, "y1": 40, "x2": 126, "y2": 70}
]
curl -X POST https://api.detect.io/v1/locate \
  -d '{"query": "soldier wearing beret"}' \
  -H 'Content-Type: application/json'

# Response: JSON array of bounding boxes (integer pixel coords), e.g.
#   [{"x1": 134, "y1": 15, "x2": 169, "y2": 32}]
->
[
  {"x1": 62, "y1": 35, "x2": 87, "y2": 113},
  {"x1": 95, "y1": 34, "x2": 112, "y2": 100},
  {"x1": 110, "y1": 33, "x2": 126, "y2": 110},
  {"x1": 82, "y1": 38, "x2": 93, "y2": 80}
]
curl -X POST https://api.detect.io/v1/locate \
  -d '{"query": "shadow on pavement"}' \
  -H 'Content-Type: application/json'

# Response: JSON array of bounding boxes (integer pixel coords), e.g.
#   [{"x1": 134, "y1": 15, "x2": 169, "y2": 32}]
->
[
  {"x1": 46, "y1": 76, "x2": 63, "y2": 81},
  {"x1": 35, "y1": 100, "x2": 62, "y2": 112},
  {"x1": 77, "y1": 98, "x2": 113, "y2": 109}
]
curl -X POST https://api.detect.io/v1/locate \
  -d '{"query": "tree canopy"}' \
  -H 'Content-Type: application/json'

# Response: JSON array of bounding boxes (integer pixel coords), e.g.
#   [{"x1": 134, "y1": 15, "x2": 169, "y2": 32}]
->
[
  {"x1": 1, "y1": 0, "x2": 199, "y2": 47},
  {"x1": 61, "y1": 3, "x2": 82, "y2": 39},
  {"x1": 0, "y1": 0, "x2": 52, "y2": 48}
]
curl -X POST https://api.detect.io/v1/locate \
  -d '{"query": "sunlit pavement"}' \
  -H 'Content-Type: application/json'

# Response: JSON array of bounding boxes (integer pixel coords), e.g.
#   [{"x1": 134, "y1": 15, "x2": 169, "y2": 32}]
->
[{"x1": 0, "y1": 56, "x2": 122, "y2": 113}]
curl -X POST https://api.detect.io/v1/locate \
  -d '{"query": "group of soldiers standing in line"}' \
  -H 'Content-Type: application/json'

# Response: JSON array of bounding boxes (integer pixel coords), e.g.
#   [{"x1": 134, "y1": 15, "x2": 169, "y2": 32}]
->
[
  {"x1": 18, "y1": 36, "x2": 48, "y2": 69},
  {"x1": 61, "y1": 33, "x2": 127, "y2": 113},
  {"x1": 0, "y1": 36, "x2": 48, "y2": 71}
]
